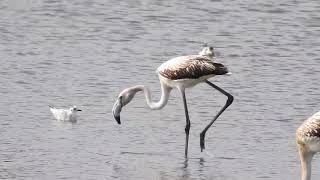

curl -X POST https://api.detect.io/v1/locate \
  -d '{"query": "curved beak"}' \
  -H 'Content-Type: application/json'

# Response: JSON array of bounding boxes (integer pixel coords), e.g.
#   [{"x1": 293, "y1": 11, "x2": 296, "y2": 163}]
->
[{"x1": 112, "y1": 98, "x2": 122, "y2": 124}]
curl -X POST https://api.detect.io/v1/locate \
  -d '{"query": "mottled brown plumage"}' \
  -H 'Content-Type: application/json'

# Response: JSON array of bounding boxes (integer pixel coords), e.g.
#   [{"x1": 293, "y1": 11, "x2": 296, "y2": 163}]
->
[
  {"x1": 296, "y1": 111, "x2": 320, "y2": 180},
  {"x1": 297, "y1": 121, "x2": 320, "y2": 140},
  {"x1": 297, "y1": 112, "x2": 320, "y2": 142},
  {"x1": 157, "y1": 56, "x2": 228, "y2": 80}
]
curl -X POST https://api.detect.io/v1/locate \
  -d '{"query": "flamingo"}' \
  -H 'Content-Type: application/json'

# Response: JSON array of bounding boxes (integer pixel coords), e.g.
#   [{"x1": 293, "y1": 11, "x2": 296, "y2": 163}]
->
[
  {"x1": 112, "y1": 45, "x2": 234, "y2": 157},
  {"x1": 296, "y1": 111, "x2": 320, "y2": 180}
]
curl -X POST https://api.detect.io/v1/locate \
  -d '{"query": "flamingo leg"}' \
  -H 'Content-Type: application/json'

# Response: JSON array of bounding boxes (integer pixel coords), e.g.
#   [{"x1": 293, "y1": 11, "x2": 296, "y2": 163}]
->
[
  {"x1": 180, "y1": 89, "x2": 191, "y2": 158},
  {"x1": 298, "y1": 144, "x2": 314, "y2": 180},
  {"x1": 200, "y1": 80, "x2": 234, "y2": 152}
]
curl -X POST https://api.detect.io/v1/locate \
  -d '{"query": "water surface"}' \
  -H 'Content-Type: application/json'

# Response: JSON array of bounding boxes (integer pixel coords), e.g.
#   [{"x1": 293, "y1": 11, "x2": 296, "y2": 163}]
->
[{"x1": 0, "y1": 0, "x2": 320, "y2": 179}]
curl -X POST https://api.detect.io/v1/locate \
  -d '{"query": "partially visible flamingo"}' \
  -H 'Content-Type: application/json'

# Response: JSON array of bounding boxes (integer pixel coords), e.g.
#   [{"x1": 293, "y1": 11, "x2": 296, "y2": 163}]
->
[
  {"x1": 112, "y1": 45, "x2": 233, "y2": 157},
  {"x1": 296, "y1": 111, "x2": 320, "y2": 180}
]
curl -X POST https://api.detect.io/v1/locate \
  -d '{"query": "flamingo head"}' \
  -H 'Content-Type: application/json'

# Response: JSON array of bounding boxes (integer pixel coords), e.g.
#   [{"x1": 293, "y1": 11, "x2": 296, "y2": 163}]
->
[{"x1": 112, "y1": 88, "x2": 138, "y2": 124}]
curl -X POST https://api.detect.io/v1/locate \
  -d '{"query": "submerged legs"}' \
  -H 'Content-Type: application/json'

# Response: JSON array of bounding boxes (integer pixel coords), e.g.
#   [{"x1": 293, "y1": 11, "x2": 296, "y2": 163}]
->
[
  {"x1": 178, "y1": 80, "x2": 233, "y2": 156},
  {"x1": 180, "y1": 89, "x2": 191, "y2": 158},
  {"x1": 200, "y1": 80, "x2": 234, "y2": 151}
]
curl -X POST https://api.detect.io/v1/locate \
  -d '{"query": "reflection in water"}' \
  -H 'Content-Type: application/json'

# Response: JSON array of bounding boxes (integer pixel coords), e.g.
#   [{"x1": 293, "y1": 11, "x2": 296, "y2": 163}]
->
[
  {"x1": 120, "y1": 151, "x2": 169, "y2": 156},
  {"x1": 199, "y1": 157, "x2": 205, "y2": 168},
  {"x1": 50, "y1": 119, "x2": 76, "y2": 129},
  {"x1": 179, "y1": 163, "x2": 191, "y2": 180},
  {"x1": 177, "y1": 158, "x2": 209, "y2": 180},
  {"x1": 199, "y1": 158, "x2": 207, "y2": 180}
]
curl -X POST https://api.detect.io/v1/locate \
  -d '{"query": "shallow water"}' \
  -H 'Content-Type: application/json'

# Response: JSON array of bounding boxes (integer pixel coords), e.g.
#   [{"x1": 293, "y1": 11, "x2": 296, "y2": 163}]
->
[{"x1": 0, "y1": 0, "x2": 320, "y2": 179}]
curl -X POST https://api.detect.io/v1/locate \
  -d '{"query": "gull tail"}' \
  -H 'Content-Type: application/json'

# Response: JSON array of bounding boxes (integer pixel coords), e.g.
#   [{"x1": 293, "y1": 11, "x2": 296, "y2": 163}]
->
[{"x1": 48, "y1": 105, "x2": 55, "y2": 109}]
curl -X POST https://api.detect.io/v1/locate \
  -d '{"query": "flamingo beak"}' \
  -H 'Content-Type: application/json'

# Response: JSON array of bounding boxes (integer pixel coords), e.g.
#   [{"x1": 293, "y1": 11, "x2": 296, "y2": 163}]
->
[{"x1": 112, "y1": 98, "x2": 122, "y2": 124}]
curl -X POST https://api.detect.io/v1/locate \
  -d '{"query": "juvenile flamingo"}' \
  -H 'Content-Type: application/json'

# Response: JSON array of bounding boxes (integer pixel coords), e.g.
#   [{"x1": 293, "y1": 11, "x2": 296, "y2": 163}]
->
[
  {"x1": 296, "y1": 111, "x2": 320, "y2": 180},
  {"x1": 112, "y1": 45, "x2": 233, "y2": 157}
]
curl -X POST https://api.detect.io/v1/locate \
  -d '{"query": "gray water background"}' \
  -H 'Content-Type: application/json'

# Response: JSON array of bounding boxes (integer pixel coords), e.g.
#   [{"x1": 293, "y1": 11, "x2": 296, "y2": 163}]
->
[{"x1": 0, "y1": 0, "x2": 320, "y2": 179}]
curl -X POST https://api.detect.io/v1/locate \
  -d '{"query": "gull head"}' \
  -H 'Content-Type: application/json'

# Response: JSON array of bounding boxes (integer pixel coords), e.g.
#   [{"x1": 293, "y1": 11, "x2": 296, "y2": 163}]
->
[
  {"x1": 199, "y1": 45, "x2": 215, "y2": 58},
  {"x1": 69, "y1": 106, "x2": 82, "y2": 113}
]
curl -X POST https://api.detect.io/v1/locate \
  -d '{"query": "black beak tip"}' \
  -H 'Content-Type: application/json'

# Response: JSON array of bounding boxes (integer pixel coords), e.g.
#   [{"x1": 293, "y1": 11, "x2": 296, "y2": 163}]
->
[
  {"x1": 77, "y1": 109, "x2": 82, "y2": 111},
  {"x1": 115, "y1": 116, "x2": 121, "y2": 124}
]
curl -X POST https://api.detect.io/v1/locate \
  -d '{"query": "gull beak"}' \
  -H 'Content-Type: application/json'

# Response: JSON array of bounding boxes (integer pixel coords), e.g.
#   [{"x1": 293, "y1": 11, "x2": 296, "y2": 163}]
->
[{"x1": 112, "y1": 97, "x2": 122, "y2": 124}]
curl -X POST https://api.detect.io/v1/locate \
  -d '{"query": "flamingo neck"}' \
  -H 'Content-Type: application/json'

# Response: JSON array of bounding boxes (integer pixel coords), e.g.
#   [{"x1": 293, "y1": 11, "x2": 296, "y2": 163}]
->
[{"x1": 133, "y1": 83, "x2": 171, "y2": 110}]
